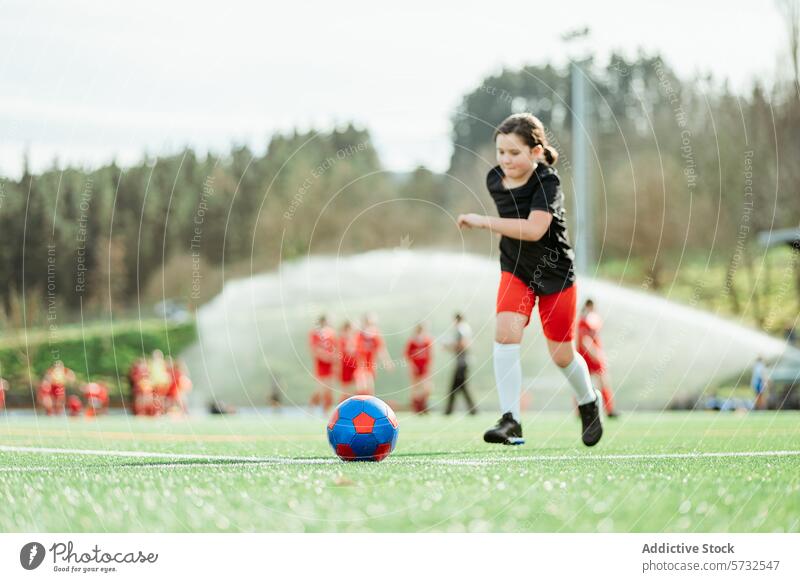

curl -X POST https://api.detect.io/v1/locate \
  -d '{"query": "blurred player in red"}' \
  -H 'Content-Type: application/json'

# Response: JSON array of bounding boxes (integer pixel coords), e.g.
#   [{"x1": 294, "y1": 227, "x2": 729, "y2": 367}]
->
[
  {"x1": 37, "y1": 379, "x2": 53, "y2": 414},
  {"x1": 0, "y1": 377, "x2": 8, "y2": 411},
  {"x1": 309, "y1": 315, "x2": 337, "y2": 411},
  {"x1": 128, "y1": 357, "x2": 149, "y2": 415},
  {"x1": 136, "y1": 378, "x2": 157, "y2": 416},
  {"x1": 82, "y1": 382, "x2": 109, "y2": 417},
  {"x1": 41, "y1": 361, "x2": 76, "y2": 415},
  {"x1": 148, "y1": 350, "x2": 171, "y2": 416},
  {"x1": 166, "y1": 358, "x2": 192, "y2": 414},
  {"x1": 337, "y1": 321, "x2": 359, "y2": 402},
  {"x1": 67, "y1": 394, "x2": 83, "y2": 416},
  {"x1": 355, "y1": 313, "x2": 394, "y2": 395},
  {"x1": 577, "y1": 299, "x2": 617, "y2": 417},
  {"x1": 405, "y1": 323, "x2": 434, "y2": 413}
]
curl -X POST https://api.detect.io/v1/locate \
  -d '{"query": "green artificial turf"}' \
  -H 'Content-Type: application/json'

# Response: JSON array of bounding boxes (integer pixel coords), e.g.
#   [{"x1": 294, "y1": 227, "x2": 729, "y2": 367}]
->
[{"x1": 0, "y1": 411, "x2": 798, "y2": 532}]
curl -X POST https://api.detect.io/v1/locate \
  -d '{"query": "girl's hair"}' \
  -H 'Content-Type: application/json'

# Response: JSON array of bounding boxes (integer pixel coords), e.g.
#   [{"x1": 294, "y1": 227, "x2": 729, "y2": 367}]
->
[{"x1": 494, "y1": 113, "x2": 559, "y2": 165}]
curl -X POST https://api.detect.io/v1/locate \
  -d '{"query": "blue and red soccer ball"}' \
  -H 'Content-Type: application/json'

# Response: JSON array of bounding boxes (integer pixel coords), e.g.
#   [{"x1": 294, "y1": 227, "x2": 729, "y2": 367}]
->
[{"x1": 327, "y1": 396, "x2": 399, "y2": 462}]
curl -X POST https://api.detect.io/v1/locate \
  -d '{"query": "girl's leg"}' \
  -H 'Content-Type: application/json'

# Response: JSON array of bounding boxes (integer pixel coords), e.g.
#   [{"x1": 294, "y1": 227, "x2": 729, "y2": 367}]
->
[
  {"x1": 321, "y1": 381, "x2": 333, "y2": 411},
  {"x1": 411, "y1": 371, "x2": 431, "y2": 413},
  {"x1": 547, "y1": 339, "x2": 597, "y2": 405},
  {"x1": 409, "y1": 372, "x2": 421, "y2": 412},
  {"x1": 444, "y1": 369, "x2": 459, "y2": 415},
  {"x1": 355, "y1": 369, "x2": 370, "y2": 395},
  {"x1": 422, "y1": 374, "x2": 433, "y2": 413},
  {"x1": 460, "y1": 367, "x2": 477, "y2": 415},
  {"x1": 494, "y1": 311, "x2": 527, "y2": 421},
  {"x1": 538, "y1": 286, "x2": 597, "y2": 406},
  {"x1": 598, "y1": 371, "x2": 615, "y2": 414},
  {"x1": 364, "y1": 371, "x2": 375, "y2": 396}
]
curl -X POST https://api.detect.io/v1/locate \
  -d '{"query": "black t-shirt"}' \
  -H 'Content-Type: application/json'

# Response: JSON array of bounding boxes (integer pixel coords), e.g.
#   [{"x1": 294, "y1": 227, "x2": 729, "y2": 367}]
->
[{"x1": 486, "y1": 163, "x2": 576, "y2": 295}]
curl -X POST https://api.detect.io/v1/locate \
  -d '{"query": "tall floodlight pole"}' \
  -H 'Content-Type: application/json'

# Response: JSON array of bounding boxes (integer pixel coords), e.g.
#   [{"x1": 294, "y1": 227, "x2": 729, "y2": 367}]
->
[{"x1": 563, "y1": 28, "x2": 594, "y2": 275}]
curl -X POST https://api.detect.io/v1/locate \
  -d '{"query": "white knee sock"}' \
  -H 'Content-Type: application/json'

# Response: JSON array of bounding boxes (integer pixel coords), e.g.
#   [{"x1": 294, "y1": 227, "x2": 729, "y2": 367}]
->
[
  {"x1": 493, "y1": 342, "x2": 522, "y2": 421},
  {"x1": 561, "y1": 353, "x2": 597, "y2": 405}
]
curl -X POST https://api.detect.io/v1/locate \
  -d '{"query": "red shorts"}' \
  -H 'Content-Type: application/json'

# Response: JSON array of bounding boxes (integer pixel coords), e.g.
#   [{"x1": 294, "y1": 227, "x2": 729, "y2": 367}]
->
[
  {"x1": 340, "y1": 363, "x2": 357, "y2": 384},
  {"x1": 314, "y1": 360, "x2": 334, "y2": 379},
  {"x1": 496, "y1": 271, "x2": 576, "y2": 342},
  {"x1": 410, "y1": 359, "x2": 430, "y2": 377}
]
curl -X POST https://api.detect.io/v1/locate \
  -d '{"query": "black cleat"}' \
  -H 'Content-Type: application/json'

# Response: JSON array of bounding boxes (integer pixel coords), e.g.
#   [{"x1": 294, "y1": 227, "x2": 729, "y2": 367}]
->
[
  {"x1": 483, "y1": 412, "x2": 525, "y2": 445},
  {"x1": 578, "y1": 398, "x2": 603, "y2": 446}
]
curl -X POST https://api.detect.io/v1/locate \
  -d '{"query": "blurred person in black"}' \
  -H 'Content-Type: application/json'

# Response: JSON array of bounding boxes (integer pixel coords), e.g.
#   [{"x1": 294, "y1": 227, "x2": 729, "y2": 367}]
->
[{"x1": 444, "y1": 313, "x2": 477, "y2": 415}]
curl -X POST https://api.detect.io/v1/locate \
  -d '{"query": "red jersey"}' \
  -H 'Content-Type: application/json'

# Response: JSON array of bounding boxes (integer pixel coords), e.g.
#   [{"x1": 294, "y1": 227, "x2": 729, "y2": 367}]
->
[
  {"x1": 38, "y1": 381, "x2": 52, "y2": 397},
  {"x1": 167, "y1": 367, "x2": 181, "y2": 398},
  {"x1": 356, "y1": 328, "x2": 384, "y2": 372},
  {"x1": 83, "y1": 382, "x2": 109, "y2": 406},
  {"x1": 129, "y1": 360, "x2": 149, "y2": 383},
  {"x1": 338, "y1": 334, "x2": 359, "y2": 383},
  {"x1": 310, "y1": 326, "x2": 336, "y2": 377},
  {"x1": 46, "y1": 366, "x2": 73, "y2": 396},
  {"x1": 405, "y1": 335, "x2": 433, "y2": 364},
  {"x1": 405, "y1": 334, "x2": 433, "y2": 376}
]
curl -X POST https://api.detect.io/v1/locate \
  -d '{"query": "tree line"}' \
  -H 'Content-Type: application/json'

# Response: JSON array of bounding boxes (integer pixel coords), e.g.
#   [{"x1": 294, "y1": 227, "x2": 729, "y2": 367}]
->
[
  {"x1": 0, "y1": 53, "x2": 798, "y2": 331},
  {"x1": 0, "y1": 122, "x2": 460, "y2": 328}
]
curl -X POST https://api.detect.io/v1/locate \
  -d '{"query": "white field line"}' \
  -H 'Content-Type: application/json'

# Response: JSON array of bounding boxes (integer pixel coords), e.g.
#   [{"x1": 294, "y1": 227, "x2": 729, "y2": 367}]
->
[
  {"x1": 0, "y1": 445, "x2": 332, "y2": 466},
  {"x1": 1, "y1": 445, "x2": 800, "y2": 472}
]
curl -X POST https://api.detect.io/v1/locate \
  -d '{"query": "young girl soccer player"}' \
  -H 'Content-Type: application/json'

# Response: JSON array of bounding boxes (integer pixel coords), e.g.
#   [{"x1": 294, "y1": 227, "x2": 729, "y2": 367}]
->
[
  {"x1": 456, "y1": 113, "x2": 602, "y2": 447},
  {"x1": 405, "y1": 322, "x2": 434, "y2": 413},
  {"x1": 354, "y1": 313, "x2": 394, "y2": 395},
  {"x1": 309, "y1": 315, "x2": 337, "y2": 411}
]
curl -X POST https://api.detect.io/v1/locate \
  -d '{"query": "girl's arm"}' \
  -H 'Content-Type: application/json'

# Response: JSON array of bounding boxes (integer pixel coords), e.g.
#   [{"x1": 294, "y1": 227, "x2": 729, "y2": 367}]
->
[{"x1": 457, "y1": 211, "x2": 552, "y2": 242}]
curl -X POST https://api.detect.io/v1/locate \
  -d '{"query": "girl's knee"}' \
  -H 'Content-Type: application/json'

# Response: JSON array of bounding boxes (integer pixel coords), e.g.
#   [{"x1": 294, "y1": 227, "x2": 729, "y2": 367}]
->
[
  {"x1": 495, "y1": 313, "x2": 526, "y2": 344},
  {"x1": 495, "y1": 332, "x2": 521, "y2": 344},
  {"x1": 549, "y1": 345, "x2": 575, "y2": 368},
  {"x1": 551, "y1": 353, "x2": 572, "y2": 368}
]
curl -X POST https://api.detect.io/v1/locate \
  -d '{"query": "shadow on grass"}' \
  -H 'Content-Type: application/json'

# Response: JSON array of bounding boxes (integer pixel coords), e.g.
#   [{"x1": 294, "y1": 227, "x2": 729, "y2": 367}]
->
[
  {"x1": 110, "y1": 451, "x2": 467, "y2": 467},
  {"x1": 44, "y1": 446, "x2": 573, "y2": 470},
  {"x1": 113, "y1": 457, "x2": 333, "y2": 468}
]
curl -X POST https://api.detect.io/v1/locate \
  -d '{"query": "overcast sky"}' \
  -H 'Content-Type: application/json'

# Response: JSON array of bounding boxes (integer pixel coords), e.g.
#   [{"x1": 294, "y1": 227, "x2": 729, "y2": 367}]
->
[{"x1": 0, "y1": 0, "x2": 790, "y2": 178}]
